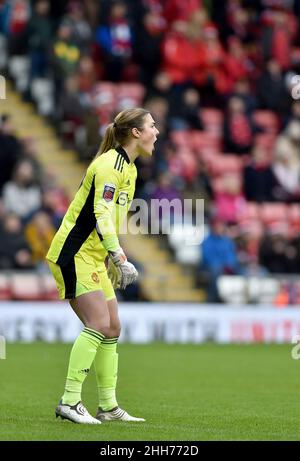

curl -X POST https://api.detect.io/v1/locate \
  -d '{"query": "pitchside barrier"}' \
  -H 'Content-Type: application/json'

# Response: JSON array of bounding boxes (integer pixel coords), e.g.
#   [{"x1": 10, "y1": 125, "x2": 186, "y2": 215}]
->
[{"x1": 0, "y1": 302, "x2": 300, "y2": 343}]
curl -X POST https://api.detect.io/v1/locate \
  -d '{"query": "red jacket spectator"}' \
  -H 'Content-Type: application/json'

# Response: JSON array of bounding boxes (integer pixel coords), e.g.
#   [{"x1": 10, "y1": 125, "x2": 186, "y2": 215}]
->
[
  {"x1": 161, "y1": 29, "x2": 203, "y2": 84},
  {"x1": 164, "y1": 0, "x2": 202, "y2": 25}
]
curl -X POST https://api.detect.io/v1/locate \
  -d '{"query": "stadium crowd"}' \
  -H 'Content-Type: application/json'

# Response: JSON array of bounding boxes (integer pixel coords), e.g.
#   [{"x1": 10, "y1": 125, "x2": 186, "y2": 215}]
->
[{"x1": 1, "y1": 0, "x2": 300, "y2": 303}]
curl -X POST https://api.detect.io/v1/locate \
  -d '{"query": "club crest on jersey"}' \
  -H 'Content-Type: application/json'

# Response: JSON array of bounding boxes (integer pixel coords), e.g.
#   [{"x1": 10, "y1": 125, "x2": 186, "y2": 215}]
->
[
  {"x1": 91, "y1": 272, "x2": 100, "y2": 283},
  {"x1": 103, "y1": 184, "x2": 116, "y2": 202}
]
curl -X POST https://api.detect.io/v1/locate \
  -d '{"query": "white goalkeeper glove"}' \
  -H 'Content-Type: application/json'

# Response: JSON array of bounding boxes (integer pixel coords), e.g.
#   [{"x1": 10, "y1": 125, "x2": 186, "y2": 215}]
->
[{"x1": 107, "y1": 248, "x2": 138, "y2": 290}]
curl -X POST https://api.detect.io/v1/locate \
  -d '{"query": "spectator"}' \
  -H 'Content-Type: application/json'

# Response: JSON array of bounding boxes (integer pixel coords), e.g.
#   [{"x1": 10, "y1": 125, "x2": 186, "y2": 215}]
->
[
  {"x1": 0, "y1": 212, "x2": 33, "y2": 270},
  {"x1": 259, "y1": 227, "x2": 291, "y2": 273},
  {"x1": 2, "y1": 159, "x2": 42, "y2": 221},
  {"x1": 62, "y1": 1, "x2": 92, "y2": 53},
  {"x1": 53, "y1": 22, "x2": 81, "y2": 103},
  {"x1": 40, "y1": 187, "x2": 68, "y2": 229},
  {"x1": 169, "y1": 87, "x2": 203, "y2": 131},
  {"x1": 243, "y1": 146, "x2": 278, "y2": 202},
  {"x1": 214, "y1": 173, "x2": 247, "y2": 223},
  {"x1": 95, "y1": 1, "x2": 134, "y2": 82},
  {"x1": 257, "y1": 58, "x2": 291, "y2": 116},
  {"x1": 27, "y1": 0, "x2": 52, "y2": 80},
  {"x1": 0, "y1": 114, "x2": 23, "y2": 193},
  {"x1": 25, "y1": 210, "x2": 56, "y2": 271},
  {"x1": 133, "y1": 9, "x2": 165, "y2": 86},
  {"x1": 149, "y1": 171, "x2": 183, "y2": 232},
  {"x1": 272, "y1": 120, "x2": 300, "y2": 201},
  {"x1": 223, "y1": 96, "x2": 254, "y2": 154},
  {"x1": 199, "y1": 219, "x2": 240, "y2": 302}
]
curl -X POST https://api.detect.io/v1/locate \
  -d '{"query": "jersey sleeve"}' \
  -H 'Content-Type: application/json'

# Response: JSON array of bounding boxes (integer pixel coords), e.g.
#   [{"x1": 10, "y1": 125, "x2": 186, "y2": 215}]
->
[{"x1": 94, "y1": 161, "x2": 123, "y2": 252}]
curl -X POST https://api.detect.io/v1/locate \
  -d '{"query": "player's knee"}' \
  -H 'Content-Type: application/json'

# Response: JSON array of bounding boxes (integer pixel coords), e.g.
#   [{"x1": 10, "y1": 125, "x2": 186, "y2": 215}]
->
[
  {"x1": 107, "y1": 324, "x2": 121, "y2": 338},
  {"x1": 85, "y1": 321, "x2": 110, "y2": 337}
]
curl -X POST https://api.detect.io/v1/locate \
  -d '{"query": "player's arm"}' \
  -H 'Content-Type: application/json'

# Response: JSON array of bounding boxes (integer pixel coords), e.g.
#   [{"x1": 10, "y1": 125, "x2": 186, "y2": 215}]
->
[{"x1": 94, "y1": 163, "x2": 138, "y2": 289}]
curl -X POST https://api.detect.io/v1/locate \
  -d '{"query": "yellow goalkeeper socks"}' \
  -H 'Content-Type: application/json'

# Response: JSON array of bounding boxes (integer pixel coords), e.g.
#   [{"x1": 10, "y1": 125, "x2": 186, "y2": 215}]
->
[
  {"x1": 61, "y1": 327, "x2": 104, "y2": 406},
  {"x1": 94, "y1": 337, "x2": 119, "y2": 411}
]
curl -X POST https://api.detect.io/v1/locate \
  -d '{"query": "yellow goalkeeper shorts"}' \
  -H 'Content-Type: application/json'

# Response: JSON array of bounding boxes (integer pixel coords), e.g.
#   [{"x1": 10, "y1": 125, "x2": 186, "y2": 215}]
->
[{"x1": 46, "y1": 253, "x2": 116, "y2": 301}]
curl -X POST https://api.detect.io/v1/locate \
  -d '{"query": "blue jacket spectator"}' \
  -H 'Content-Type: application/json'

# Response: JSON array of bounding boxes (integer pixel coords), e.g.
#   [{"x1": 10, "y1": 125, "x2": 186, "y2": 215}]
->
[{"x1": 200, "y1": 220, "x2": 240, "y2": 302}]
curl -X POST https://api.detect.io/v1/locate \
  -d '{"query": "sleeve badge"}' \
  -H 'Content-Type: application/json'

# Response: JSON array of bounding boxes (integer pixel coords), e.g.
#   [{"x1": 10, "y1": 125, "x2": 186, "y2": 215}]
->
[{"x1": 103, "y1": 183, "x2": 116, "y2": 202}]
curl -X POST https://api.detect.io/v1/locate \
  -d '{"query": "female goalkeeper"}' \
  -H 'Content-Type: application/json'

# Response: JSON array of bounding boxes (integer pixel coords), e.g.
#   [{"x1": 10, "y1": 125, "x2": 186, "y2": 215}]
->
[{"x1": 46, "y1": 108, "x2": 159, "y2": 424}]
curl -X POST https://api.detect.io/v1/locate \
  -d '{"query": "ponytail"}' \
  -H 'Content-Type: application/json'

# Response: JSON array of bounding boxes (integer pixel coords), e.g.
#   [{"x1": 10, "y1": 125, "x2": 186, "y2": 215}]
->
[
  {"x1": 96, "y1": 123, "x2": 116, "y2": 158},
  {"x1": 94, "y1": 108, "x2": 150, "y2": 160}
]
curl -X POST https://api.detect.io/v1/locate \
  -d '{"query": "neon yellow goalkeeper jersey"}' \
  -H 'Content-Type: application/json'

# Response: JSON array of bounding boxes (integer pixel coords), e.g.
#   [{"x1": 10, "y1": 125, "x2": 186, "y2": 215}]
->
[{"x1": 46, "y1": 146, "x2": 137, "y2": 266}]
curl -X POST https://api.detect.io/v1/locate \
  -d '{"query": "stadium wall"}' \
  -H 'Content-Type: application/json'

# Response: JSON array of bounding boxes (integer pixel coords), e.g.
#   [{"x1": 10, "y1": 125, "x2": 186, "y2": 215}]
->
[{"x1": 1, "y1": 302, "x2": 300, "y2": 344}]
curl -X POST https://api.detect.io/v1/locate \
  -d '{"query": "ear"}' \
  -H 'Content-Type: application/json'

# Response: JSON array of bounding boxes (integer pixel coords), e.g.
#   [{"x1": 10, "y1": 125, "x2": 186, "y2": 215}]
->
[{"x1": 132, "y1": 127, "x2": 140, "y2": 138}]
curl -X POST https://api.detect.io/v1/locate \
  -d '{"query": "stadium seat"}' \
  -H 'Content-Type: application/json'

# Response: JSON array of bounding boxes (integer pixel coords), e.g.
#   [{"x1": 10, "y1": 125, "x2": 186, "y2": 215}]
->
[
  {"x1": 170, "y1": 130, "x2": 191, "y2": 148},
  {"x1": 247, "y1": 277, "x2": 280, "y2": 304},
  {"x1": 259, "y1": 203, "x2": 288, "y2": 224},
  {"x1": 217, "y1": 275, "x2": 247, "y2": 304},
  {"x1": 288, "y1": 204, "x2": 300, "y2": 224},
  {"x1": 175, "y1": 245, "x2": 201, "y2": 266},
  {"x1": 92, "y1": 82, "x2": 116, "y2": 111},
  {"x1": 201, "y1": 108, "x2": 223, "y2": 136},
  {"x1": 40, "y1": 273, "x2": 59, "y2": 300},
  {"x1": 0, "y1": 273, "x2": 12, "y2": 300},
  {"x1": 8, "y1": 56, "x2": 29, "y2": 92},
  {"x1": 31, "y1": 78, "x2": 54, "y2": 116},
  {"x1": 254, "y1": 133, "x2": 276, "y2": 151},
  {"x1": 252, "y1": 110, "x2": 279, "y2": 134},
  {"x1": 10, "y1": 273, "x2": 43, "y2": 301},
  {"x1": 207, "y1": 154, "x2": 243, "y2": 176},
  {"x1": 116, "y1": 83, "x2": 145, "y2": 110},
  {"x1": 237, "y1": 219, "x2": 264, "y2": 239},
  {"x1": 237, "y1": 202, "x2": 260, "y2": 222},
  {"x1": 191, "y1": 131, "x2": 222, "y2": 151}
]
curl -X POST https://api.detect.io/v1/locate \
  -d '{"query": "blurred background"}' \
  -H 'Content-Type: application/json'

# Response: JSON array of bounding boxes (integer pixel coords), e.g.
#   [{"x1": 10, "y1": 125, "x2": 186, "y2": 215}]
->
[{"x1": 1, "y1": 0, "x2": 300, "y2": 313}]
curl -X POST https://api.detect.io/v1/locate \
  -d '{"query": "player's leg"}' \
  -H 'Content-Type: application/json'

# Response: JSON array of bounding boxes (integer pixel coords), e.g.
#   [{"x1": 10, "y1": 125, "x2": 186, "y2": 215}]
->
[
  {"x1": 94, "y1": 296, "x2": 120, "y2": 412},
  {"x1": 60, "y1": 290, "x2": 110, "y2": 406},
  {"x1": 93, "y1": 277, "x2": 145, "y2": 422},
  {"x1": 56, "y1": 290, "x2": 110, "y2": 424}
]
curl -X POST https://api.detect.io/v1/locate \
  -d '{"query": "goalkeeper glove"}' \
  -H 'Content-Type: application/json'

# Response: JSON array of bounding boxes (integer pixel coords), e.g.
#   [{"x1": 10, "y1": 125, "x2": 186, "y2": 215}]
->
[{"x1": 107, "y1": 248, "x2": 138, "y2": 290}]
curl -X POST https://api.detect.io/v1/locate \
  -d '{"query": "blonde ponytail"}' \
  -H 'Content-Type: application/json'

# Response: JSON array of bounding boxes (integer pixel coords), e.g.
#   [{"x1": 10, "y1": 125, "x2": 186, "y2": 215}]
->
[{"x1": 96, "y1": 123, "x2": 117, "y2": 157}]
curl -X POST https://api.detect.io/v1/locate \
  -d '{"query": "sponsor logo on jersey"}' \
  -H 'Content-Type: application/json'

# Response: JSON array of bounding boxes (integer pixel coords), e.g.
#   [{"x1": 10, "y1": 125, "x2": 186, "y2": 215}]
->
[{"x1": 116, "y1": 192, "x2": 128, "y2": 206}]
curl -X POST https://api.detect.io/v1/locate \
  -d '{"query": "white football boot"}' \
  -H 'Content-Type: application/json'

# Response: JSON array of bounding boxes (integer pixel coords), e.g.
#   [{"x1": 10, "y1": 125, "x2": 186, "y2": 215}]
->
[
  {"x1": 96, "y1": 406, "x2": 145, "y2": 422},
  {"x1": 55, "y1": 400, "x2": 101, "y2": 424}
]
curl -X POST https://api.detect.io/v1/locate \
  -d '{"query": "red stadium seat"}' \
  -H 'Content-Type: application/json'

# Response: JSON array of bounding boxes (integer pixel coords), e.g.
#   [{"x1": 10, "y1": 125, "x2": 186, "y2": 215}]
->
[
  {"x1": 116, "y1": 83, "x2": 145, "y2": 110},
  {"x1": 170, "y1": 130, "x2": 191, "y2": 148},
  {"x1": 191, "y1": 131, "x2": 222, "y2": 151},
  {"x1": 41, "y1": 273, "x2": 60, "y2": 300},
  {"x1": 201, "y1": 108, "x2": 224, "y2": 131},
  {"x1": 254, "y1": 133, "x2": 276, "y2": 152},
  {"x1": 0, "y1": 274, "x2": 12, "y2": 300},
  {"x1": 288, "y1": 204, "x2": 300, "y2": 224},
  {"x1": 237, "y1": 202, "x2": 260, "y2": 222},
  {"x1": 10, "y1": 274, "x2": 43, "y2": 301},
  {"x1": 259, "y1": 203, "x2": 288, "y2": 224},
  {"x1": 207, "y1": 154, "x2": 243, "y2": 176},
  {"x1": 252, "y1": 110, "x2": 279, "y2": 134}
]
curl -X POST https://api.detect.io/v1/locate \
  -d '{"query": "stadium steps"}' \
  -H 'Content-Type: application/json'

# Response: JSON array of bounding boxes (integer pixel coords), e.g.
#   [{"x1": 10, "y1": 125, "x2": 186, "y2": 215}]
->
[
  {"x1": 3, "y1": 83, "x2": 204, "y2": 303},
  {"x1": 120, "y1": 231, "x2": 205, "y2": 302}
]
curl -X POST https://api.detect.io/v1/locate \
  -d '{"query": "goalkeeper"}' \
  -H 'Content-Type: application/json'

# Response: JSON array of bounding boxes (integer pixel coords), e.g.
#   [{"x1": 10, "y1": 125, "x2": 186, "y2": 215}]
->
[{"x1": 46, "y1": 108, "x2": 159, "y2": 424}]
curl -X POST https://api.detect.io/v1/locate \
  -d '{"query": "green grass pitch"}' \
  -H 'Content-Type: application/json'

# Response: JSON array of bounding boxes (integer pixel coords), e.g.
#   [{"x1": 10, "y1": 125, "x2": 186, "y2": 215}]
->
[{"x1": 1, "y1": 342, "x2": 300, "y2": 441}]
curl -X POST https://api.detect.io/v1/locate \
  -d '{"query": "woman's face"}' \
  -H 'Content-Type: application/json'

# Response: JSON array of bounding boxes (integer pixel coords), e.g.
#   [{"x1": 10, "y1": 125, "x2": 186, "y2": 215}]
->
[{"x1": 136, "y1": 113, "x2": 159, "y2": 156}]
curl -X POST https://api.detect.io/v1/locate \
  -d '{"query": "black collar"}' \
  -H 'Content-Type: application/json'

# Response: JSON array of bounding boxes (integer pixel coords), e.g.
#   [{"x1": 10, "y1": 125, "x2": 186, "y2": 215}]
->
[{"x1": 116, "y1": 146, "x2": 130, "y2": 164}]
